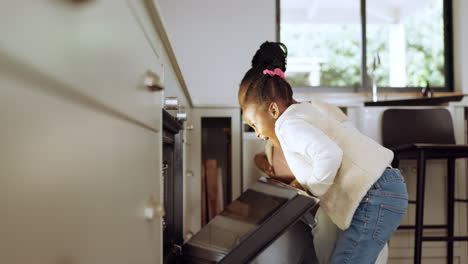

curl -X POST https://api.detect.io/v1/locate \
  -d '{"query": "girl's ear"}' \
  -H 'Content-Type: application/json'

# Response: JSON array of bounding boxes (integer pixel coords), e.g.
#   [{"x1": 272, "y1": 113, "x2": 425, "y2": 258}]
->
[{"x1": 268, "y1": 102, "x2": 280, "y2": 119}]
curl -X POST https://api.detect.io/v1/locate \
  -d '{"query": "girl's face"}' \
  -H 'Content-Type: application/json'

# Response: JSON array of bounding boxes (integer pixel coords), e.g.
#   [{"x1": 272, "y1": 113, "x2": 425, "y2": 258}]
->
[{"x1": 243, "y1": 103, "x2": 281, "y2": 147}]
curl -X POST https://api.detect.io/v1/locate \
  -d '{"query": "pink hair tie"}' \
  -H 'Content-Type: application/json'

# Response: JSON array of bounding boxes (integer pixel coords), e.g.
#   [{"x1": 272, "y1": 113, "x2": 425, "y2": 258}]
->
[{"x1": 263, "y1": 68, "x2": 285, "y2": 79}]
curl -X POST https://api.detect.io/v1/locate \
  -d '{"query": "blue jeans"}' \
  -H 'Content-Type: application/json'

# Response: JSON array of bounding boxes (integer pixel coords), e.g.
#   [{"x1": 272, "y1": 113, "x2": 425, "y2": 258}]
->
[{"x1": 330, "y1": 168, "x2": 408, "y2": 264}]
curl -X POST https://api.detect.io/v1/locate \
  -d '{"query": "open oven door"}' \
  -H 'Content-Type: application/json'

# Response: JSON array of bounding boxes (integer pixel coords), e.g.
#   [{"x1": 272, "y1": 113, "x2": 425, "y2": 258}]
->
[{"x1": 180, "y1": 178, "x2": 320, "y2": 264}]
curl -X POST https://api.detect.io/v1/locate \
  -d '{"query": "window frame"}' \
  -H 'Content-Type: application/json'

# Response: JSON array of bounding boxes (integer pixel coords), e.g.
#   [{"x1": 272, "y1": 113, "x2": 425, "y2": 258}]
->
[{"x1": 276, "y1": 0, "x2": 454, "y2": 93}]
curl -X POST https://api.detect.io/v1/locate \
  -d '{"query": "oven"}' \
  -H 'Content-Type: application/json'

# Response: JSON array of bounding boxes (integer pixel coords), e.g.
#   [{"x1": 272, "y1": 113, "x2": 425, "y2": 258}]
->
[{"x1": 179, "y1": 178, "x2": 319, "y2": 264}]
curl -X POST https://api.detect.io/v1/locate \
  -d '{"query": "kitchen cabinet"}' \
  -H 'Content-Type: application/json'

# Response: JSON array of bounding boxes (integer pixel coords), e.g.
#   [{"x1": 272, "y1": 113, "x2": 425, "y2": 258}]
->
[
  {"x1": 0, "y1": 1, "x2": 187, "y2": 263},
  {"x1": 0, "y1": 0, "x2": 164, "y2": 131},
  {"x1": 340, "y1": 103, "x2": 468, "y2": 263}
]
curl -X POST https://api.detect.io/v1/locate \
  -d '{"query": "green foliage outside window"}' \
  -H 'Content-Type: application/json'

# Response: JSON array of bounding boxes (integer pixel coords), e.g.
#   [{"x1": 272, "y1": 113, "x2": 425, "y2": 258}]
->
[{"x1": 281, "y1": 0, "x2": 445, "y2": 88}]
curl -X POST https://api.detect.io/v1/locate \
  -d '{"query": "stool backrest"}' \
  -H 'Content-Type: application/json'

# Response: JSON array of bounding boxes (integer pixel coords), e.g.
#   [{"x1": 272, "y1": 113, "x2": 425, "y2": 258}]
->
[{"x1": 382, "y1": 108, "x2": 456, "y2": 148}]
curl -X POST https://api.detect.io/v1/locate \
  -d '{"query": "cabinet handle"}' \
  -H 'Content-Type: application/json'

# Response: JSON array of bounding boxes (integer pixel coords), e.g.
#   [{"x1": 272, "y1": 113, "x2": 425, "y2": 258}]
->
[
  {"x1": 144, "y1": 197, "x2": 165, "y2": 221},
  {"x1": 176, "y1": 112, "x2": 187, "y2": 121},
  {"x1": 144, "y1": 70, "x2": 164, "y2": 92},
  {"x1": 164, "y1": 97, "x2": 179, "y2": 110}
]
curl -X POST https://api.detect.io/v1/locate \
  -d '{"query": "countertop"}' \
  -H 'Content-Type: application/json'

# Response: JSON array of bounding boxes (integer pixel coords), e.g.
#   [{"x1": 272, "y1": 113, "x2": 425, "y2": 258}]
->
[{"x1": 294, "y1": 92, "x2": 468, "y2": 107}]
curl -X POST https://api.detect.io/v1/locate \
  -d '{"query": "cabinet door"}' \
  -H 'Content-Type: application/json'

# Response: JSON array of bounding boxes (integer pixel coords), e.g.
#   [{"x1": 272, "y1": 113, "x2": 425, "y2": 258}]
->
[
  {"x1": 0, "y1": 1, "x2": 165, "y2": 263},
  {"x1": 0, "y1": 0, "x2": 164, "y2": 130}
]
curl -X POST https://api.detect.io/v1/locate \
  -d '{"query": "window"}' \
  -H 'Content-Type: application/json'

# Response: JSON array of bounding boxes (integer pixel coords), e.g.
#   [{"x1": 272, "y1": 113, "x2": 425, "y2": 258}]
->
[{"x1": 278, "y1": 0, "x2": 453, "y2": 91}]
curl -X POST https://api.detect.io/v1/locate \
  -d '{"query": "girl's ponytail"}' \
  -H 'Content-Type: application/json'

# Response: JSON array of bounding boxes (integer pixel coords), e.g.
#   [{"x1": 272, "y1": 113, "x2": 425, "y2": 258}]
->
[
  {"x1": 240, "y1": 41, "x2": 293, "y2": 108},
  {"x1": 251, "y1": 41, "x2": 288, "y2": 72}
]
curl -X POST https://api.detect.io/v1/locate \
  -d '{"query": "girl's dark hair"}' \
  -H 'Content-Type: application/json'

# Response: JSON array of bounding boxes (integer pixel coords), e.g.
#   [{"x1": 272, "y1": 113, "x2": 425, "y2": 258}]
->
[{"x1": 241, "y1": 41, "x2": 293, "y2": 108}]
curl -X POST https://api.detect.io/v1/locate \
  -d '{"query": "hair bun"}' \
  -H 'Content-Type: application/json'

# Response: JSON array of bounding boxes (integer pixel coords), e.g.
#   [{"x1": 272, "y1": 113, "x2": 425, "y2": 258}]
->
[{"x1": 251, "y1": 41, "x2": 288, "y2": 72}]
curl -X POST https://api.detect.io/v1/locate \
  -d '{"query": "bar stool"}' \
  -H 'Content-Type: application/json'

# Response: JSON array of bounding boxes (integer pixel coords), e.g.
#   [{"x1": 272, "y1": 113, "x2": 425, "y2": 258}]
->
[{"x1": 382, "y1": 108, "x2": 468, "y2": 264}]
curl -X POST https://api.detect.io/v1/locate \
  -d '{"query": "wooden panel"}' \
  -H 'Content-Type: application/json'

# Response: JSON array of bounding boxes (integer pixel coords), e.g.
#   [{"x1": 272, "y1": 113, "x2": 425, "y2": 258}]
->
[
  {"x1": 201, "y1": 163, "x2": 207, "y2": 226},
  {"x1": 205, "y1": 159, "x2": 220, "y2": 220}
]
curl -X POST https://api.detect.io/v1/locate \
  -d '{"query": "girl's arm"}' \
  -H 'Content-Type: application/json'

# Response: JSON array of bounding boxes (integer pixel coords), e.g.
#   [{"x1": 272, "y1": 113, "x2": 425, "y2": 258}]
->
[
  {"x1": 254, "y1": 152, "x2": 275, "y2": 176},
  {"x1": 277, "y1": 119, "x2": 343, "y2": 196}
]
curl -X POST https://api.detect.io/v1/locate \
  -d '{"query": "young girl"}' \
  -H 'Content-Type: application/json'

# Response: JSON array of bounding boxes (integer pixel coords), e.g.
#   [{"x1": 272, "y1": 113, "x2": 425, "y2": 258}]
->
[{"x1": 239, "y1": 41, "x2": 408, "y2": 263}]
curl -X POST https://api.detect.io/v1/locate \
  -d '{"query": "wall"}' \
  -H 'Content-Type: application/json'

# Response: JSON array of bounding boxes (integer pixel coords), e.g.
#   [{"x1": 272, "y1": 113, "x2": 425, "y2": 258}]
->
[
  {"x1": 453, "y1": 0, "x2": 468, "y2": 94},
  {"x1": 156, "y1": 0, "x2": 275, "y2": 236},
  {"x1": 158, "y1": 0, "x2": 276, "y2": 107},
  {"x1": 158, "y1": 0, "x2": 468, "y2": 102}
]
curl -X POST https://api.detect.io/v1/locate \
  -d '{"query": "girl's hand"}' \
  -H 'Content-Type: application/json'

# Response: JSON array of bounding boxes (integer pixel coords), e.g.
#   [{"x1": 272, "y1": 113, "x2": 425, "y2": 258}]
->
[
  {"x1": 264, "y1": 164, "x2": 275, "y2": 177},
  {"x1": 254, "y1": 152, "x2": 275, "y2": 176},
  {"x1": 289, "y1": 180, "x2": 318, "y2": 198},
  {"x1": 289, "y1": 179, "x2": 305, "y2": 191}
]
